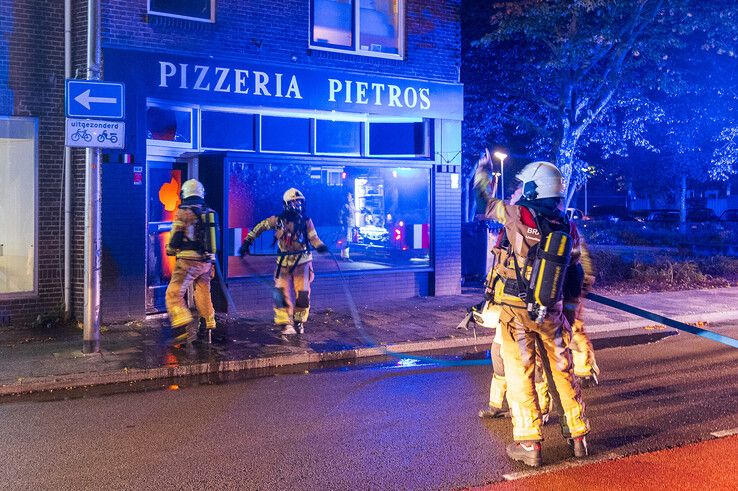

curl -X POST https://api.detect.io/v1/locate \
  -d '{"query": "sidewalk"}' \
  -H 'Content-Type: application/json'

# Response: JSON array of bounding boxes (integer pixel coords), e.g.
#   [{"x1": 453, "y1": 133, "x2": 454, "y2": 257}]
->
[{"x1": 2, "y1": 287, "x2": 738, "y2": 396}]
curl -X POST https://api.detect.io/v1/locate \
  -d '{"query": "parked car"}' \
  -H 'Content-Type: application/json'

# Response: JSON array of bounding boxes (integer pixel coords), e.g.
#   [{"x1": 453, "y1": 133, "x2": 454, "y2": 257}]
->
[
  {"x1": 686, "y1": 208, "x2": 717, "y2": 223},
  {"x1": 588, "y1": 205, "x2": 635, "y2": 222},
  {"x1": 719, "y1": 209, "x2": 738, "y2": 222},
  {"x1": 646, "y1": 209, "x2": 680, "y2": 222}
]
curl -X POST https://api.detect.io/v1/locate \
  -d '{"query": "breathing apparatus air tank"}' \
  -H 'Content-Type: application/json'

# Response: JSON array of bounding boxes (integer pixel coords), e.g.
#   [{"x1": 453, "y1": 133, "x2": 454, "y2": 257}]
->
[
  {"x1": 526, "y1": 230, "x2": 572, "y2": 323},
  {"x1": 201, "y1": 209, "x2": 218, "y2": 255}
]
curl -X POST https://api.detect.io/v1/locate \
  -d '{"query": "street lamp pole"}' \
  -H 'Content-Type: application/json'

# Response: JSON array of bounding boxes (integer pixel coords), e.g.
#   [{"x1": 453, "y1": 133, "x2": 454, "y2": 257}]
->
[
  {"x1": 581, "y1": 166, "x2": 589, "y2": 216},
  {"x1": 493, "y1": 151, "x2": 508, "y2": 201}
]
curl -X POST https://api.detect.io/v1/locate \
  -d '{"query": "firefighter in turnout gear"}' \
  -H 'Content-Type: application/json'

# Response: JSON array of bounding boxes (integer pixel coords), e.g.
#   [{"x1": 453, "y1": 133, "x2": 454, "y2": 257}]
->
[
  {"x1": 239, "y1": 188, "x2": 329, "y2": 335},
  {"x1": 478, "y1": 244, "x2": 552, "y2": 422},
  {"x1": 564, "y1": 241, "x2": 601, "y2": 386},
  {"x1": 474, "y1": 151, "x2": 590, "y2": 467},
  {"x1": 165, "y1": 179, "x2": 217, "y2": 346}
]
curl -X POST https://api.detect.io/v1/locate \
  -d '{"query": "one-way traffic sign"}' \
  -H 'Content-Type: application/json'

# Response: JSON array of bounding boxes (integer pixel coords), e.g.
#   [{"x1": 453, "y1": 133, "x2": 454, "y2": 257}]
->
[{"x1": 65, "y1": 80, "x2": 125, "y2": 119}]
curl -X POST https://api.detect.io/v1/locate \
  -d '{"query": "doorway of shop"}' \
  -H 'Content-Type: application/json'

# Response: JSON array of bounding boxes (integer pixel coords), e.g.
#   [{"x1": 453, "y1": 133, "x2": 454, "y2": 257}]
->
[{"x1": 145, "y1": 160, "x2": 188, "y2": 314}]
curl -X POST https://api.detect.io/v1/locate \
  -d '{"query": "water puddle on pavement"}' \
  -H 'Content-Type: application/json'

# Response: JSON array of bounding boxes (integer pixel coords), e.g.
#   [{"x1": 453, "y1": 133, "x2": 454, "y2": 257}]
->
[{"x1": 1, "y1": 331, "x2": 676, "y2": 405}]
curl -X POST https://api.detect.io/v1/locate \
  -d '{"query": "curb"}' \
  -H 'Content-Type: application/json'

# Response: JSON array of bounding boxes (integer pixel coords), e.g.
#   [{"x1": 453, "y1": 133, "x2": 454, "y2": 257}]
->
[
  {"x1": 0, "y1": 334, "x2": 496, "y2": 397},
  {"x1": 2, "y1": 308, "x2": 737, "y2": 397},
  {"x1": 586, "y1": 309, "x2": 738, "y2": 334}
]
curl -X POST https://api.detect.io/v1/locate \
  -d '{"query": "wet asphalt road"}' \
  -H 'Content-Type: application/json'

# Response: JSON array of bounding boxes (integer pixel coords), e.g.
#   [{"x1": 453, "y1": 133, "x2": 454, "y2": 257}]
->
[{"x1": 1, "y1": 324, "x2": 737, "y2": 490}]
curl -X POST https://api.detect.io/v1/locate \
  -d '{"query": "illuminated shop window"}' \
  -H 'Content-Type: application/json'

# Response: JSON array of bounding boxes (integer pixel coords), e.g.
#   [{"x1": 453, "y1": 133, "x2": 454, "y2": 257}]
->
[
  {"x1": 201, "y1": 111, "x2": 255, "y2": 151},
  {"x1": 260, "y1": 116, "x2": 311, "y2": 154},
  {"x1": 146, "y1": 106, "x2": 193, "y2": 145},
  {"x1": 315, "y1": 119, "x2": 361, "y2": 155},
  {"x1": 368, "y1": 120, "x2": 430, "y2": 157},
  {"x1": 310, "y1": 0, "x2": 404, "y2": 58},
  {"x1": 226, "y1": 162, "x2": 430, "y2": 278},
  {"x1": 0, "y1": 117, "x2": 37, "y2": 296},
  {"x1": 148, "y1": 0, "x2": 215, "y2": 22}
]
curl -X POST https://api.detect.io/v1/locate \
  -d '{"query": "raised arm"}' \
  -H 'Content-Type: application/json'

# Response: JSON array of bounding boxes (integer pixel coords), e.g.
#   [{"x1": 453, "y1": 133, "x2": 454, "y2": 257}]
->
[{"x1": 472, "y1": 151, "x2": 514, "y2": 225}]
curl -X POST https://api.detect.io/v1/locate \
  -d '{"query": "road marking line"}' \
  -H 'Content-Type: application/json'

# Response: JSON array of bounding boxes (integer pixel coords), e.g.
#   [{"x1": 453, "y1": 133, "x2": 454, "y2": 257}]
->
[
  {"x1": 711, "y1": 427, "x2": 738, "y2": 438},
  {"x1": 502, "y1": 452, "x2": 621, "y2": 481}
]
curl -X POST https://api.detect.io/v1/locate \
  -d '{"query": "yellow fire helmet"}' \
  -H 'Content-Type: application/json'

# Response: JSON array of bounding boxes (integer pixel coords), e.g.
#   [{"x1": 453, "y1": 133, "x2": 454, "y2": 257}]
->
[{"x1": 181, "y1": 179, "x2": 205, "y2": 199}]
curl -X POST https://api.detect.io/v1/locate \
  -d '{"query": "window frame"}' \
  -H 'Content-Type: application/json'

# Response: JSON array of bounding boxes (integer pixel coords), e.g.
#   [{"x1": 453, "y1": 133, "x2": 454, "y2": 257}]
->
[
  {"x1": 309, "y1": 0, "x2": 405, "y2": 60},
  {"x1": 0, "y1": 116, "x2": 38, "y2": 299},
  {"x1": 366, "y1": 118, "x2": 432, "y2": 158},
  {"x1": 199, "y1": 108, "x2": 258, "y2": 153},
  {"x1": 221, "y1": 157, "x2": 433, "y2": 280},
  {"x1": 258, "y1": 114, "x2": 313, "y2": 155},
  {"x1": 313, "y1": 118, "x2": 363, "y2": 157},
  {"x1": 147, "y1": 0, "x2": 216, "y2": 23},
  {"x1": 145, "y1": 100, "x2": 197, "y2": 150}
]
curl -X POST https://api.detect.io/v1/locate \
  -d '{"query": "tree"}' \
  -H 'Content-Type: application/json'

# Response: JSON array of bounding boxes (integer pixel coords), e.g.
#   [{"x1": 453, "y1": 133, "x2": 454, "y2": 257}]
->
[{"x1": 463, "y1": 0, "x2": 687, "y2": 207}]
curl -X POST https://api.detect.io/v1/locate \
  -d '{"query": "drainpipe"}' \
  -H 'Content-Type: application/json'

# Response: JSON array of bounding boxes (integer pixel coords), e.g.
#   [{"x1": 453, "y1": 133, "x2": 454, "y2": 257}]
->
[
  {"x1": 83, "y1": 0, "x2": 101, "y2": 353},
  {"x1": 63, "y1": 0, "x2": 72, "y2": 321}
]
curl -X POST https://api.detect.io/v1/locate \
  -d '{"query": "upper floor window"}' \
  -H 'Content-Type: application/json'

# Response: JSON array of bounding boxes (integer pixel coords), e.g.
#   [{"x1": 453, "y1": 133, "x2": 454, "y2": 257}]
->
[
  {"x1": 148, "y1": 0, "x2": 215, "y2": 23},
  {"x1": 311, "y1": 0, "x2": 404, "y2": 59}
]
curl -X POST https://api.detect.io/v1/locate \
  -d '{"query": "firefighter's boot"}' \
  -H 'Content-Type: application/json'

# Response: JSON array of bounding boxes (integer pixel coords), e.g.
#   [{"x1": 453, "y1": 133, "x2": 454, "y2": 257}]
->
[
  {"x1": 169, "y1": 326, "x2": 190, "y2": 347},
  {"x1": 506, "y1": 442, "x2": 542, "y2": 467},
  {"x1": 568, "y1": 436, "x2": 589, "y2": 458},
  {"x1": 479, "y1": 406, "x2": 508, "y2": 419}
]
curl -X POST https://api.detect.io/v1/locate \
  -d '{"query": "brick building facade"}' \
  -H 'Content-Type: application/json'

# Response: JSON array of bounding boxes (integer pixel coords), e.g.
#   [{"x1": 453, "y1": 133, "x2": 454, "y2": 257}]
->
[{"x1": 1, "y1": 0, "x2": 462, "y2": 327}]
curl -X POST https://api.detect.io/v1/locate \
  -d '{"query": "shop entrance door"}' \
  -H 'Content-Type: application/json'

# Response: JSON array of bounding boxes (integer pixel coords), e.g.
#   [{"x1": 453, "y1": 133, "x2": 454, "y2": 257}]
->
[{"x1": 146, "y1": 160, "x2": 188, "y2": 314}]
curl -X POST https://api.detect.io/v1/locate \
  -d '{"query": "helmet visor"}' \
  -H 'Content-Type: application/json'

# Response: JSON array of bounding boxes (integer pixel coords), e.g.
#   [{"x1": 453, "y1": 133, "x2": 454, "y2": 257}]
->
[{"x1": 286, "y1": 198, "x2": 304, "y2": 213}]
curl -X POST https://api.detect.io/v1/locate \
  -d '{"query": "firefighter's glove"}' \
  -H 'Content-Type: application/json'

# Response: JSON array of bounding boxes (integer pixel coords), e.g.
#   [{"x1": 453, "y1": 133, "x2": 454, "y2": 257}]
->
[
  {"x1": 239, "y1": 239, "x2": 253, "y2": 258},
  {"x1": 316, "y1": 244, "x2": 329, "y2": 254},
  {"x1": 484, "y1": 288, "x2": 494, "y2": 301},
  {"x1": 477, "y1": 148, "x2": 493, "y2": 172}
]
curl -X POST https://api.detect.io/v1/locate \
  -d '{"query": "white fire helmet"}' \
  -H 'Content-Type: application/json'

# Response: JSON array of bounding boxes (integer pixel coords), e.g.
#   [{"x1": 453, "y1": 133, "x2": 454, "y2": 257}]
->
[
  {"x1": 516, "y1": 161, "x2": 565, "y2": 200},
  {"x1": 472, "y1": 301, "x2": 502, "y2": 329},
  {"x1": 283, "y1": 188, "x2": 306, "y2": 210},
  {"x1": 181, "y1": 179, "x2": 205, "y2": 199}
]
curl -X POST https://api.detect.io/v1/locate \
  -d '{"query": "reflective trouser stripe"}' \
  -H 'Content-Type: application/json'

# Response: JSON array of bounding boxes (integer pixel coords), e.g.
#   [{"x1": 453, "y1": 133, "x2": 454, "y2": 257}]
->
[
  {"x1": 509, "y1": 402, "x2": 543, "y2": 442},
  {"x1": 169, "y1": 306, "x2": 193, "y2": 328},
  {"x1": 489, "y1": 374, "x2": 507, "y2": 409}
]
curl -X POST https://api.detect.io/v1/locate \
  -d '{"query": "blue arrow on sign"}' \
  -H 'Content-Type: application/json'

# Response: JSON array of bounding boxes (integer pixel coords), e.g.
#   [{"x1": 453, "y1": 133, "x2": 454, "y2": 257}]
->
[{"x1": 65, "y1": 80, "x2": 125, "y2": 119}]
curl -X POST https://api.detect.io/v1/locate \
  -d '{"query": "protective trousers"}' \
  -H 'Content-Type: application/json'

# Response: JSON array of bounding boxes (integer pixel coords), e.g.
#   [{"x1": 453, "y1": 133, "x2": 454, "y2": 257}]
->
[
  {"x1": 564, "y1": 301, "x2": 600, "y2": 378},
  {"x1": 273, "y1": 262, "x2": 314, "y2": 325},
  {"x1": 499, "y1": 305, "x2": 589, "y2": 442},
  {"x1": 165, "y1": 259, "x2": 216, "y2": 329},
  {"x1": 489, "y1": 326, "x2": 551, "y2": 414}
]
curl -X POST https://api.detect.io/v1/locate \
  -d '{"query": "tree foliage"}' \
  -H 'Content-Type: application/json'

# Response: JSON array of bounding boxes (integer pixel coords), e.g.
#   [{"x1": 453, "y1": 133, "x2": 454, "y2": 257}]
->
[{"x1": 462, "y1": 0, "x2": 738, "y2": 209}]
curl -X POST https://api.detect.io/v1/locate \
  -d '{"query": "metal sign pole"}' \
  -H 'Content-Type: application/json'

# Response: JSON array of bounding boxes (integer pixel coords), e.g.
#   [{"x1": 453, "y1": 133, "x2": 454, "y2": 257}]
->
[{"x1": 83, "y1": 0, "x2": 101, "y2": 353}]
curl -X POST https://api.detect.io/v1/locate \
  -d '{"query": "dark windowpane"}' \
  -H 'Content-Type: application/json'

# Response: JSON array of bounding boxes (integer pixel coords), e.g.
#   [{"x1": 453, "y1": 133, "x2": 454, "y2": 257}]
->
[
  {"x1": 226, "y1": 163, "x2": 430, "y2": 278},
  {"x1": 316, "y1": 120, "x2": 361, "y2": 154},
  {"x1": 261, "y1": 116, "x2": 310, "y2": 153},
  {"x1": 201, "y1": 111, "x2": 255, "y2": 151},
  {"x1": 149, "y1": 0, "x2": 212, "y2": 20},
  {"x1": 369, "y1": 121, "x2": 427, "y2": 156},
  {"x1": 312, "y1": 0, "x2": 353, "y2": 47},
  {"x1": 359, "y1": 0, "x2": 399, "y2": 54},
  {"x1": 146, "y1": 107, "x2": 192, "y2": 143}
]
